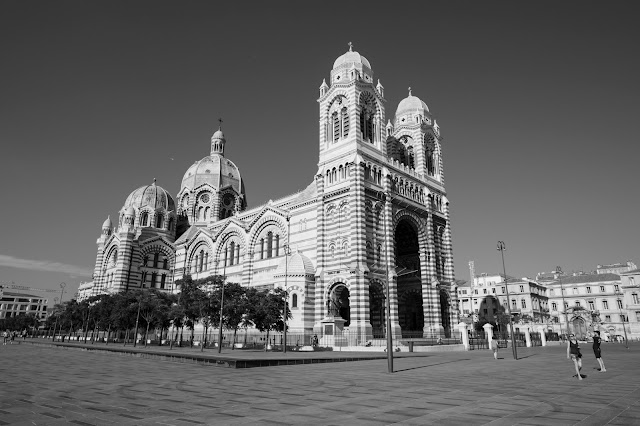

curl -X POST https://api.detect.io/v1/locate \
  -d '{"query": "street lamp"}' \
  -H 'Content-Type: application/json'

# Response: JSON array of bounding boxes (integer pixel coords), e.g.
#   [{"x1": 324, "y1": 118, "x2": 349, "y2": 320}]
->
[
  {"x1": 380, "y1": 192, "x2": 394, "y2": 373},
  {"x1": 217, "y1": 246, "x2": 228, "y2": 354},
  {"x1": 283, "y1": 216, "x2": 291, "y2": 353},
  {"x1": 556, "y1": 266, "x2": 569, "y2": 338},
  {"x1": 51, "y1": 297, "x2": 59, "y2": 340},
  {"x1": 497, "y1": 241, "x2": 517, "y2": 360},
  {"x1": 59, "y1": 282, "x2": 66, "y2": 304},
  {"x1": 614, "y1": 287, "x2": 629, "y2": 349}
]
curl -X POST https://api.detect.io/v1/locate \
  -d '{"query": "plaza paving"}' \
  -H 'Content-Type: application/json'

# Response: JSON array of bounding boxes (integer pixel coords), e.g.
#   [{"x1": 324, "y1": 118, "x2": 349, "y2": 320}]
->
[{"x1": 0, "y1": 341, "x2": 638, "y2": 425}]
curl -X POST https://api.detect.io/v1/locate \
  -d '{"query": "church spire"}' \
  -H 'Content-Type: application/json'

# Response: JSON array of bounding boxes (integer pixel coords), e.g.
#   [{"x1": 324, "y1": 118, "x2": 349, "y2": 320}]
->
[{"x1": 210, "y1": 118, "x2": 226, "y2": 156}]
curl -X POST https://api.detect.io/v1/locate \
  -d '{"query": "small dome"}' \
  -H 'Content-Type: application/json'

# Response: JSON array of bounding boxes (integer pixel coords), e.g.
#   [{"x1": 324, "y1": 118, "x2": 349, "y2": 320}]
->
[
  {"x1": 102, "y1": 216, "x2": 112, "y2": 228},
  {"x1": 396, "y1": 92, "x2": 429, "y2": 116},
  {"x1": 275, "y1": 251, "x2": 315, "y2": 276},
  {"x1": 123, "y1": 180, "x2": 175, "y2": 212},
  {"x1": 333, "y1": 49, "x2": 371, "y2": 70},
  {"x1": 212, "y1": 129, "x2": 225, "y2": 140},
  {"x1": 124, "y1": 206, "x2": 135, "y2": 216}
]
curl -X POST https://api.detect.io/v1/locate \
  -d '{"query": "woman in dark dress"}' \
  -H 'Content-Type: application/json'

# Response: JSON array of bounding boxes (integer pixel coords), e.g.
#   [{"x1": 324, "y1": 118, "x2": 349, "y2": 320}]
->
[
  {"x1": 593, "y1": 331, "x2": 607, "y2": 372},
  {"x1": 567, "y1": 333, "x2": 583, "y2": 380}
]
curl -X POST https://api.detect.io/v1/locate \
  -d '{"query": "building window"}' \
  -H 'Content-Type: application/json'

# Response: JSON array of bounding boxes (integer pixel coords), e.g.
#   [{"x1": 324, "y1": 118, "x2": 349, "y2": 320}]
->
[
  {"x1": 267, "y1": 232, "x2": 273, "y2": 258},
  {"x1": 550, "y1": 289, "x2": 554, "y2": 296},
  {"x1": 511, "y1": 299, "x2": 516, "y2": 309},
  {"x1": 620, "y1": 314, "x2": 627, "y2": 322},
  {"x1": 492, "y1": 288, "x2": 495, "y2": 294},
  {"x1": 519, "y1": 285, "x2": 524, "y2": 292},
  {"x1": 630, "y1": 277, "x2": 636, "y2": 286},
  {"x1": 501, "y1": 287, "x2": 505, "y2": 294},
  {"x1": 617, "y1": 299, "x2": 623, "y2": 309},
  {"x1": 614, "y1": 285, "x2": 620, "y2": 292},
  {"x1": 521, "y1": 299, "x2": 526, "y2": 308},
  {"x1": 603, "y1": 300, "x2": 609, "y2": 310},
  {"x1": 156, "y1": 214, "x2": 164, "y2": 228},
  {"x1": 636, "y1": 312, "x2": 640, "y2": 322},
  {"x1": 633, "y1": 293, "x2": 639, "y2": 304},
  {"x1": 483, "y1": 289, "x2": 487, "y2": 294},
  {"x1": 160, "y1": 274, "x2": 166, "y2": 290},
  {"x1": 600, "y1": 286, "x2": 605, "y2": 292},
  {"x1": 573, "y1": 287, "x2": 578, "y2": 295},
  {"x1": 552, "y1": 302, "x2": 557, "y2": 311},
  {"x1": 141, "y1": 212, "x2": 149, "y2": 226},
  {"x1": 292, "y1": 293, "x2": 298, "y2": 308},
  {"x1": 575, "y1": 301, "x2": 581, "y2": 307},
  {"x1": 588, "y1": 301, "x2": 595, "y2": 310},
  {"x1": 586, "y1": 286, "x2": 591, "y2": 294},
  {"x1": 474, "y1": 289, "x2": 478, "y2": 295},
  {"x1": 229, "y1": 242, "x2": 236, "y2": 265},
  {"x1": 564, "y1": 302, "x2": 569, "y2": 310},
  {"x1": 605, "y1": 315, "x2": 611, "y2": 321}
]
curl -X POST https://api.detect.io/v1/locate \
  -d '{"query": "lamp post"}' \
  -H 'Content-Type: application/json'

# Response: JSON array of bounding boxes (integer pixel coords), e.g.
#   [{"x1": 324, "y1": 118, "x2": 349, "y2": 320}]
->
[
  {"x1": 217, "y1": 246, "x2": 228, "y2": 354},
  {"x1": 51, "y1": 297, "x2": 59, "y2": 340},
  {"x1": 614, "y1": 288, "x2": 629, "y2": 349},
  {"x1": 497, "y1": 241, "x2": 517, "y2": 360},
  {"x1": 283, "y1": 216, "x2": 291, "y2": 353},
  {"x1": 379, "y1": 192, "x2": 394, "y2": 373},
  {"x1": 556, "y1": 266, "x2": 569, "y2": 338},
  {"x1": 59, "y1": 282, "x2": 66, "y2": 304},
  {"x1": 133, "y1": 294, "x2": 142, "y2": 347}
]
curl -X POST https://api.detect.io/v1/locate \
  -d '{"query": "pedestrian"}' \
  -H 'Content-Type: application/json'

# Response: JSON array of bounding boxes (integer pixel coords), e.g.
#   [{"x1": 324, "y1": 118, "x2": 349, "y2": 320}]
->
[
  {"x1": 567, "y1": 333, "x2": 583, "y2": 380},
  {"x1": 2, "y1": 330, "x2": 7, "y2": 345},
  {"x1": 10, "y1": 330, "x2": 16, "y2": 345},
  {"x1": 491, "y1": 336, "x2": 499, "y2": 360},
  {"x1": 312, "y1": 334, "x2": 319, "y2": 347},
  {"x1": 593, "y1": 331, "x2": 607, "y2": 372}
]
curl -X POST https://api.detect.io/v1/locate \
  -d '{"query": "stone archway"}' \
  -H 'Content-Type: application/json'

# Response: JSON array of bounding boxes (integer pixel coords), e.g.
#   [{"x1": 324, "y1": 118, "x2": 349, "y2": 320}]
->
[
  {"x1": 572, "y1": 317, "x2": 587, "y2": 339},
  {"x1": 369, "y1": 281, "x2": 385, "y2": 338},
  {"x1": 394, "y1": 219, "x2": 422, "y2": 337},
  {"x1": 328, "y1": 284, "x2": 350, "y2": 327},
  {"x1": 440, "y1": 289, "x2": 452, "y2": 338}
]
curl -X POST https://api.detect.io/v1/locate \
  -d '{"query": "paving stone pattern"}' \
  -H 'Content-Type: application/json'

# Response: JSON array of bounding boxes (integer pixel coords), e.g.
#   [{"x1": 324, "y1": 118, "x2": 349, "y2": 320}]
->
[{"x1": 0, "y1": 342, "x2": 638, "y2": 425}]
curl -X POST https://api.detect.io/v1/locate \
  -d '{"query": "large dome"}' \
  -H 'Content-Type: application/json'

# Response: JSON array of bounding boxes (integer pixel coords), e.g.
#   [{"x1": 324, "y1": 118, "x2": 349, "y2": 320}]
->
[
  {"x1": 123, "y1": 181, "x2": 175, "y2": 211},
  {"x1": 396, "y1": 93, "x2": 429, "y2": 116},
  {"x1": 181, "y1": 155, "x2": 244, "y2": 195},
  {"x1": 274, "y1": 251, "x2": 315, "y2": 277}
]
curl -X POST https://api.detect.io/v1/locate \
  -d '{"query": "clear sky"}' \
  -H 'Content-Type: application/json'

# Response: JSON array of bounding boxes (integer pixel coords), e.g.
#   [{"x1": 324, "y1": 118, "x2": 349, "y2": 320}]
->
[{"x1": 1, "y1": 1, "x2": 639, "y2": 297}]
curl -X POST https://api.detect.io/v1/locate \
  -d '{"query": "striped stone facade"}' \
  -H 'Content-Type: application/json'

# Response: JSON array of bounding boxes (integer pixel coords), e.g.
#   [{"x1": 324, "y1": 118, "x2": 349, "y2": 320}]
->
[{"x1": 90, "y1": 46, "x2": 457, "y2": 339}]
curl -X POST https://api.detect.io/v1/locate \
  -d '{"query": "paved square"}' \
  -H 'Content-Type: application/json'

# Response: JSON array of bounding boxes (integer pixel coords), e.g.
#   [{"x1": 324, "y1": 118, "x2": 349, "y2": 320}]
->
[{"x1": 1, "y1": 342, "x2": 638, "y2": 425}]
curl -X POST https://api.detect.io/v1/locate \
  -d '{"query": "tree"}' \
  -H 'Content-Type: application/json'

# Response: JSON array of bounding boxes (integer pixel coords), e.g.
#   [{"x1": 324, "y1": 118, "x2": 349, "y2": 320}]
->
[
  {"x1": 250, "y1": 288, "x2": 290, "y2": 351},
  {"x1": 221, "y1": 282, "x2": 246, "y2": 348}
]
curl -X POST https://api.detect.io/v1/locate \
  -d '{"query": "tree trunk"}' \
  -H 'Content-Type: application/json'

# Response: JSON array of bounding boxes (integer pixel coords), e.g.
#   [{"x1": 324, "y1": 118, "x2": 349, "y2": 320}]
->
[
  {"x1": 145, "y1": 323, "x2": 150, "y2": 347},
  {"x1": 123, "y1": 328, "x2": 128, "y2": 346},
  {"x1": 233, "y1": 328, "x2": 238, "y2": 350},
  {"x1": 265, "y1": 330, "x2": 270, "y2": 352},
  {"x1": 106, "y1": 326, "x2": 111, "y2": 345}
]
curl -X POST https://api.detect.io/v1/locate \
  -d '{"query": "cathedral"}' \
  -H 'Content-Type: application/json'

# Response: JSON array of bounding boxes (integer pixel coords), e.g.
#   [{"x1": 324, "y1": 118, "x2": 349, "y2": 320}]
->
[{"x1": 86, "y1": 45, "x2": 458, "y2": 340}]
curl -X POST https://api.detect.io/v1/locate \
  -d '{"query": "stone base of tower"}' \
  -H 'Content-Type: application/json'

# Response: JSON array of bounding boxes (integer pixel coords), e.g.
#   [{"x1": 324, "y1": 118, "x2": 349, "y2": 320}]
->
[
  {"x1": 424, "y1": 324, "x2": 445, "y2": 338},
  {"x1": 317, "y1": 316, "x2": 348, "y2": 348}
]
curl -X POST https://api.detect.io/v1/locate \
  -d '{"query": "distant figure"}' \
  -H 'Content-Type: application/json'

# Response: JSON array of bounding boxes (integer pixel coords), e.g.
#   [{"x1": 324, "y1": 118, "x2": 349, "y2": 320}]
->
[
  {"x1": 567, "y1": 333, "x2": 583, "y2": 380},
  {"x1": 312, "y1": 335, "x2": 319, "y2": 347},
  {"x1": 593, "y1": 331, "x2": 607, "y2": 372},
  {"x1": 2, "y1": 330, "x2": 7, "y2": 345},
  {"x1": 491, "y1": 337, "x2": 499, "y2": 360},
  {"x1": 10, "y1": 331, "x2": 16, "y2": 344}
]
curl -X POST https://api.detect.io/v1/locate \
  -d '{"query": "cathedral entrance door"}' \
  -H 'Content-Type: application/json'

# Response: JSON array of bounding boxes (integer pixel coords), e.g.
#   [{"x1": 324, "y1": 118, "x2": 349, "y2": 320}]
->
[
  {"x1": 395, "y1": 219, "x2": 423, "y2": 338},
  {"x1": 329, "y1": 284, "x2": 350, "y2": 326}
]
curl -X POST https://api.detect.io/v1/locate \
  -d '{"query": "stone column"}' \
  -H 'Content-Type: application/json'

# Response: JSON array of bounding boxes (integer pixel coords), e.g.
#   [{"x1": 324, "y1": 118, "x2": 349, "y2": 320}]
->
[
  {"x1": 537, "y1": 325, "x2": 547, "y2": 347},
  {"x1": 524, "y1": 326, "x2": 532, "y2": 347},
  {"x1": 483, "y1": 323, "x2": 494, "y2": 349},
  {"x1": 457, "y1": 322, "x2": 469, "y2": 351}
]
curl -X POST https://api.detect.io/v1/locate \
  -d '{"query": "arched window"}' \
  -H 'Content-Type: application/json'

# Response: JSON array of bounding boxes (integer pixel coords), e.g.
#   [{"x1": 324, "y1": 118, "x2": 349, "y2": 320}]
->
[
  {"x1": 151, "y1": 272, "x2": 157, "y2": 288},
  {"x1": 292, "y1": 293, "x2": 298, "y2": 308},
  {"x1": 332, "y1": 168, "x2": 337, "y2": 182},
  {"x1": 198, "y1": 207, "x2": 204, "y2": 221},
  {"x1": 153, "y1": 253, "x2": 159, "y2": 268},
  {"x1": 141, "y1": 212, "x2": 149, "y2": 227},
  {"x1": 156, "y1": 214, "x2": 164, "y2": 228},
  {"x1": 162, "y1": 258, "x2": 168, "y2": 269},
  {"x1": 229, "y1": 242, "x2": 236, "y2": 265},
  {"x1": 160, "y1": 274, "x2": 166, "y2": 290},
  {"x1": 359, "y1": 93, "x2": 375, "y2": 143},
  {"x1": 267, "y1": 232, "x2": 273, "y2": 259},
  {"x1": 204, "y1": 252, "x2": 208, "y2": 270},
  {"x1": 168, "y1": 217, "x2": 174, "y2": 232},
  {"x1": 260, "y1": 238, "x2": 265, "y2": 260},
  {"x1": 332, "y1": 111, "x2": 340, "y2": 142},
  {"x1": 204, "y1": 207, "x2": 210, "y2": 221},
  {"x1": 275, "y1": 234, "x2": 280, "y2": 257},
  {"x1": 199, "y1": 250, "x2": 204, "y2": 272},
  {"x1": 341, "y1": 107, "x2": 349, "y2": 138},
  {"x1": 236, "y1": 243, "x2": 240, "y2": 264}
]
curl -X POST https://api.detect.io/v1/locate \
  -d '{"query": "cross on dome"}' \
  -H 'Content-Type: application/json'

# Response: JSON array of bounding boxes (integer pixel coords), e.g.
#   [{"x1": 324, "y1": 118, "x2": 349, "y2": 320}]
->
[
  {"x1": 408, "y1": 87, "x2": 412, "y2": 96},
  {"x1": 218, "y1": 118, "x2": 223, "y2": 130},
  {"x1": 348, "y1": 41, "x2": 353, "y2": 52}
]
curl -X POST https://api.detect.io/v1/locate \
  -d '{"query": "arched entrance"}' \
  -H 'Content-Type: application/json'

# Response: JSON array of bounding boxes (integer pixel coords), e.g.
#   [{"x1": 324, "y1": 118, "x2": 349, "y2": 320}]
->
[
  {"x1": 394, "y1": 219, "x2": 423, "y2": 338},
  {"x1": 572, "y1": 317, "x2": 587, "y2": 339},
  {"x1": 440, "y1": 289, "x2": 451, "y2": 338},
  {"x1": 369, "y1": 282, "x2": 385, "y2": 338},
  {"x1": 399, "y1": 291, "x2": 424, "y2": 337},
  {"x1": 328, "y1": 284, "x2": 350, "y2": 326}
]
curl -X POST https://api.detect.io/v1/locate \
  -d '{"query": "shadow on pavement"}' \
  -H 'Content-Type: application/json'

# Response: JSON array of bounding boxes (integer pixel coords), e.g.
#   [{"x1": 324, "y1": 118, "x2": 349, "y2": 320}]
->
[{"x1": 394, "y1": 359, "x2": 470, "y2": 372}]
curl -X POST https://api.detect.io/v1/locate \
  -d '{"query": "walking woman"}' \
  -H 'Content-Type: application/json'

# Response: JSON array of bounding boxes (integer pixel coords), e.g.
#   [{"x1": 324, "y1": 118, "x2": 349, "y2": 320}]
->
[
  {"x1": 567, "y1": 333, "x2": 583, "y2": 380},
  {"x1": 593, "y1": 331, "x2": 607, "y2": 372}
]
